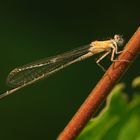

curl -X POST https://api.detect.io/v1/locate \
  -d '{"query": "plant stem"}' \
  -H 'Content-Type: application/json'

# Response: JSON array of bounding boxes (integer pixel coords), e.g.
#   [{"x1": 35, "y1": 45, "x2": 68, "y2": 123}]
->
[{"x1": 57, "y1": 27, "x2": 140, "y2": 140}]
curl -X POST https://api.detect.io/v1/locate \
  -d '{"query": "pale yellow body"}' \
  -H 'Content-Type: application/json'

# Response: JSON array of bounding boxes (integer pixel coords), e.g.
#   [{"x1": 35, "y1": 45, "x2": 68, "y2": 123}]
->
[
  {"x1": 89, "y1": 40, "x2": 115, "y2": 54},
  {"x1": 0, "y1": 35, "x2": 125, "y2": 99}
]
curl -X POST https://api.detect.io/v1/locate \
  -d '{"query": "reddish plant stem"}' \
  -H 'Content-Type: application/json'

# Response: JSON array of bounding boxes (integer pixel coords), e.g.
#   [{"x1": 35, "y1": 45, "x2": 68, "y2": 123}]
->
[{"x1": 57, "y1": 27, "x2": 140, "y2": 140}]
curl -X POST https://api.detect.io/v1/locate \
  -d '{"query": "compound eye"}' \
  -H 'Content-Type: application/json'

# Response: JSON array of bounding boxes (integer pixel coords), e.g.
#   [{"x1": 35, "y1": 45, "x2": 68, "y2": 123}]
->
[
  {"x1": 115, "y1": 35, "x2": 123, "y2": 42},
  {"x1": 114, "y1": 34, "x2": 124, "y2": 46},
  {"x1": 115, "y1": 35, "x2": 120, "y2": 40}
]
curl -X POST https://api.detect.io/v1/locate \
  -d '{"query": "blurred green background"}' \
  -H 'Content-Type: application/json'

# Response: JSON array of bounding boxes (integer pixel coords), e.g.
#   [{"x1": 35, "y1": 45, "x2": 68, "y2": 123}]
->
[{"x1": 0, "y1": 0, "x2": 139, "y2": 140}]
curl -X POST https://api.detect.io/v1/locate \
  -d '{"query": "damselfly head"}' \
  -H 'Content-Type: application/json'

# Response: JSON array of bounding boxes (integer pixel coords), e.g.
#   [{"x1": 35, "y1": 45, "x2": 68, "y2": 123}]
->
[{"x1": 114, "y1": 34, "x2": 124, "y2": 47}]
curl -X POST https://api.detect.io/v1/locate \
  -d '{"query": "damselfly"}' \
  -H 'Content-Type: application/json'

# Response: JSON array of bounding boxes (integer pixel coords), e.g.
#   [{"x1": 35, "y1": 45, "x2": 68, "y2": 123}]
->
[{"x1": 0, "y1": 35, "x2": 125, "y2": 99}]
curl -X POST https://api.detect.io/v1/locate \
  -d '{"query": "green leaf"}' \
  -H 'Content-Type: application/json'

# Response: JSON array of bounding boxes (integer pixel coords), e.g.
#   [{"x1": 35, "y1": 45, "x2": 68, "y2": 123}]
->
[
  {"x1": 132, "y1": 76, "x2": 140, "y2": 88},
  {"x1": 77, "y1": 82, "x2": 140, "y2": 140}
]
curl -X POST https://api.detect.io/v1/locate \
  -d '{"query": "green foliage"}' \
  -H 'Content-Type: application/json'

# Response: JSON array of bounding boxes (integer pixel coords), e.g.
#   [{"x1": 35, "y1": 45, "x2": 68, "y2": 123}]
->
[
  {"x1": 132, "y1": 76, "x2": 140, "y2": 88},
  {"x1": 77, "y1": 77, "x2": 140, "y2": 140}
]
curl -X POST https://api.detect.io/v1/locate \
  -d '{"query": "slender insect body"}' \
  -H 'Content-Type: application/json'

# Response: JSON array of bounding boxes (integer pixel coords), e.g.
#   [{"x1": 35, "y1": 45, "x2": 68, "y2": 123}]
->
[{"x1": 0, "y1": 34, "x2": 126, "y2": 99}]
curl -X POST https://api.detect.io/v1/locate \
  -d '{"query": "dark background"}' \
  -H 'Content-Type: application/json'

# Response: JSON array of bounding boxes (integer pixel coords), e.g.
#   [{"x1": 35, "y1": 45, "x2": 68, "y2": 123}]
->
[{"x1": 0, "y1": 0, "x2": 139, "y2": 140}]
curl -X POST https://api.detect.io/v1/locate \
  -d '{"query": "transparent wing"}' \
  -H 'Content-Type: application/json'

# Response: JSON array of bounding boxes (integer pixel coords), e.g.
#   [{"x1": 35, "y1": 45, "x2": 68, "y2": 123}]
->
[{"x1": 7, "y1": 45, "x2": 91, "y2": 88}]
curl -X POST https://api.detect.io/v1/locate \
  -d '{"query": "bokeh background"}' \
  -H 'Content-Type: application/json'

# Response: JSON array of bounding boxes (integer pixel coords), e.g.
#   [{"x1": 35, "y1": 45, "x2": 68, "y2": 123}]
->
[{"x1": 0, "y1": 0, "x2": 139, "y2": 140}]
